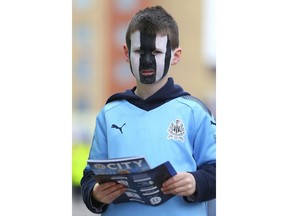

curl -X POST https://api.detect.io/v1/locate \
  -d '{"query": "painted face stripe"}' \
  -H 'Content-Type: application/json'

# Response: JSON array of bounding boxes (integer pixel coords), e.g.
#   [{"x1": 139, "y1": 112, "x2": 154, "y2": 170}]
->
[
  {"x1": 129, "y1": 31, "x2": 141, "y2": 80},
  {"x1": 163, "y1": 37, "x2": 172, "y2": 77},
  {"x1": 155, "y1": 35, "x2": 171, "y2": 81},
  {"x1": 139, "y1": 32, "x2": 157, "y2": 84}
]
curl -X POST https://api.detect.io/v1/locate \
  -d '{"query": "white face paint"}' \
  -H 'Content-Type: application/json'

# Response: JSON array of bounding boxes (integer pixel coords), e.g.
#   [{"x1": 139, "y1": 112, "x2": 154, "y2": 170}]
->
[
  {"x1": 129, "y1": 31, "x2": 141, "y2": 81},
  {"x1": 129, "y1": 30, "x2": 173, "y2": 84}
]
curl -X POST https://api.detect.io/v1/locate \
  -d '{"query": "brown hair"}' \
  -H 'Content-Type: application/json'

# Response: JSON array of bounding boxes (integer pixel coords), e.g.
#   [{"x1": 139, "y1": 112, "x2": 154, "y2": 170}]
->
[{"x1": 125, "y1": 6, "x2": 179, "y2": 50}]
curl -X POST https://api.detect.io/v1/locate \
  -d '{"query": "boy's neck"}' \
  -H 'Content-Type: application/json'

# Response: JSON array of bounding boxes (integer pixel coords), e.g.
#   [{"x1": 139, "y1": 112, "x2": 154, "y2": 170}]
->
[{"x1": 135, "y1": 76, "x2": 169, "y2": 100}]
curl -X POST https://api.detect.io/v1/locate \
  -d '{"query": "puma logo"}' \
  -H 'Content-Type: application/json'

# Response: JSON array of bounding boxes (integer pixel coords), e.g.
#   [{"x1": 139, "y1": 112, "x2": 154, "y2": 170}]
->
[
  {"x1": 111, "y1": 123, "x2": 126, "y2": 134},
  {"x1": 210, "y1": 121, "x2": 216, "y2": 126}
]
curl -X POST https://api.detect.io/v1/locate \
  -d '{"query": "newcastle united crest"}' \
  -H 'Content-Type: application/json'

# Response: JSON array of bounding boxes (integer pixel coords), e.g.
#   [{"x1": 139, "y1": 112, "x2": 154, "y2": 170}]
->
[{"x1": 167, "y1": 119, "x2": 185, "y2": 142}]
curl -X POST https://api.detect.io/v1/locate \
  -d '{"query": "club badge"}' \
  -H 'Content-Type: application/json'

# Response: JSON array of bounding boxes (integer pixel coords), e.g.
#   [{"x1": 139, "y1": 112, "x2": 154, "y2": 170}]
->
[{"x1": 167, "y1": 119, "x2": 185, "y2": 142}]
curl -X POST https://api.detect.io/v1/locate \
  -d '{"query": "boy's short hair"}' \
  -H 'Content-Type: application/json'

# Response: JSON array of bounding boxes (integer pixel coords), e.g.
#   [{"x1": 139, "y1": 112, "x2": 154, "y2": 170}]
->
[{"x1": 125, "y1": 5, "x2": 179, "y2": 50}]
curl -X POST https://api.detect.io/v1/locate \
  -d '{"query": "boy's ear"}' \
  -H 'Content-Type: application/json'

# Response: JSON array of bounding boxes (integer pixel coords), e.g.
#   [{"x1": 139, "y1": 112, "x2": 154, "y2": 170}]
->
[
  {"x1": 171, "y1": 47, "x2": 182, "y2": 66},
  {"x1": 123, "y1": 44, "x2": 130, "y2": 63}
]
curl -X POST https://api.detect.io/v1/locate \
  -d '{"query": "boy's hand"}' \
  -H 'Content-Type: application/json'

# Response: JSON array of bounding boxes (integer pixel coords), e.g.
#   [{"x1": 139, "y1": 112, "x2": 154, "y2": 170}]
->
[
  {"x1": 92, "y1": 182, "x2": 126, "y2": 204},
  {"x1": 161, "y1": 172, "x2": 196, "y2": 196}
]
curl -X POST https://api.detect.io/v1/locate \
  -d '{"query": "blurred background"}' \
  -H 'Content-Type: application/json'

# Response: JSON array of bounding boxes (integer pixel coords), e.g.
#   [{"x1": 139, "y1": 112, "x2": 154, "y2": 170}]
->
[{"x1": 72, "y1": 0, "x2": 215, "y2": 215}]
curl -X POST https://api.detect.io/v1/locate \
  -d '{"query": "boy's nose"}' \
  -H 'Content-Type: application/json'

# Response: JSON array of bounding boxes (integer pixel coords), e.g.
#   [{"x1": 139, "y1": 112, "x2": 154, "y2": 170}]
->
[{"x1": 142, "y1": 53, "x2": 154, "y2": 64}]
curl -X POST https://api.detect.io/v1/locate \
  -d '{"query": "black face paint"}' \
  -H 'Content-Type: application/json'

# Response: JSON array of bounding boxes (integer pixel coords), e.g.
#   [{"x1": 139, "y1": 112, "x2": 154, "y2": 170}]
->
[
  {"x1": 163, "y1": 37, "x2": 172, "y2": 77},
  {"x1": 139, "y1": 32, "x2": 157, "y2": 84}
]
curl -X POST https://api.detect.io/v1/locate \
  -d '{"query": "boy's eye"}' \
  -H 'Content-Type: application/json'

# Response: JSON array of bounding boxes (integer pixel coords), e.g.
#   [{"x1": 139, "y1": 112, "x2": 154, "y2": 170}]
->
[
  {"x1": 152, "y1": 50, "x2": 163, "y2": 55},
  {"x1": 134, "y1": 49, "x2": 163, "y2": 55},
  {"x1": 134, "y1": 49, "x2": 144, "y2": 54}
]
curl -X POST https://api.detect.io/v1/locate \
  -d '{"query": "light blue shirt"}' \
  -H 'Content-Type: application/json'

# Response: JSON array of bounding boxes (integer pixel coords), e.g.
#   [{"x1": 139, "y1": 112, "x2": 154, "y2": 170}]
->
[{"x1": 88, "y1": 96, "x2": 216, "y2": 216}]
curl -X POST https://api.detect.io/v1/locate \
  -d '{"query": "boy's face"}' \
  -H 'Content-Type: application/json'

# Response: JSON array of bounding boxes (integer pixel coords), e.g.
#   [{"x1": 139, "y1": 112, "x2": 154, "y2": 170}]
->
[{"x1": 129, "y1": 31, "x2": 172, "y2": 84}]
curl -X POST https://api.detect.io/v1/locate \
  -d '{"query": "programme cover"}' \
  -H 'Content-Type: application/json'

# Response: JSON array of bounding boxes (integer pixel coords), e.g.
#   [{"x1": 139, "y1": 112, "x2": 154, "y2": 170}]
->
[
  {"x1": 89, "y1": 159, "x2": 177, "y2": 206},
  {"x1": 88, "y1": 156, "x2": 151, "y2": 175}
]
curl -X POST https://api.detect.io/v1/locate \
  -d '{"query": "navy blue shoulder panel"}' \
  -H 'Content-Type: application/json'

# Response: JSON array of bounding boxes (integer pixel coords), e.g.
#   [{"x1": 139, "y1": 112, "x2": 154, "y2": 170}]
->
[{"x1": 181, "y1": 95, "x2": 213, "y2": 118}]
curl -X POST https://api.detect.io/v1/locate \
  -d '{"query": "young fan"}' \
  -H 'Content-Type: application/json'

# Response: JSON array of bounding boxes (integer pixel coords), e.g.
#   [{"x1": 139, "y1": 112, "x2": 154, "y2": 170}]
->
[{"x1": 81, "y1": 5, "x2": 216, "y2": 216}]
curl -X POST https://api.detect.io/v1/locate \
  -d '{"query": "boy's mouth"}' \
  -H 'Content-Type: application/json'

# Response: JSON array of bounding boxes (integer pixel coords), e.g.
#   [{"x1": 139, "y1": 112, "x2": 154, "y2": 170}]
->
[{"x1": 140, "y1": 69, "x2": 155, "y2": 76}]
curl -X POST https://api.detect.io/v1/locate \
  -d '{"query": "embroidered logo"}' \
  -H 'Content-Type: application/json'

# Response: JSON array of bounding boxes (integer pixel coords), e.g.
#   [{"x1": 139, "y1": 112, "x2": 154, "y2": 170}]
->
[
  {"x1": 167, "y1": 119, "x2": 185, "y2": 142},
  {"x1": 111, "y1": 123, "x2": 126, "y2": 134}
]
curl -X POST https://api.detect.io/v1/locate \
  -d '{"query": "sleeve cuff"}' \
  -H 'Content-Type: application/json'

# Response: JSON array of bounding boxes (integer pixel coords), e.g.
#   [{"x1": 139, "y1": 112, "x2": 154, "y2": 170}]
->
[
  {"x1": 183, "y1": 190, "x2": 198, "y2": 203},
  {"x1": 89, "y1": 189, "x2": 109, "y2": 213}
]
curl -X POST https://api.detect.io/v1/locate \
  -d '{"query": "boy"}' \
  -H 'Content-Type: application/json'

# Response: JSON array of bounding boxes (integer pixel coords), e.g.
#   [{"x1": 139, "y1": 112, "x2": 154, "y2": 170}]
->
[{"x1": 81, "y1": 5, "x2": 216, "y2": 216}]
